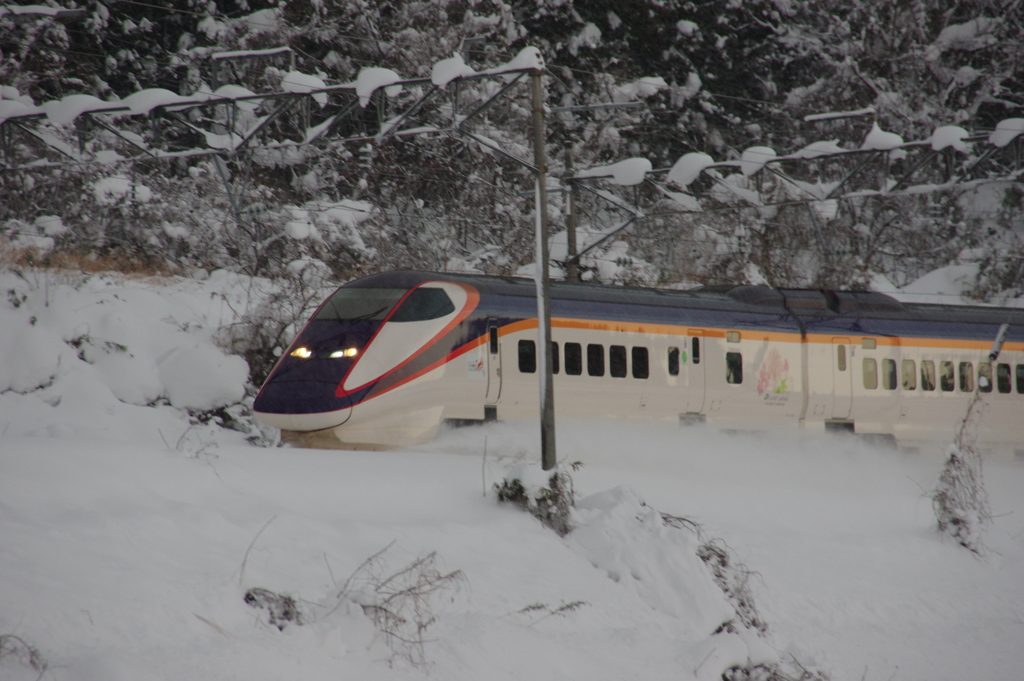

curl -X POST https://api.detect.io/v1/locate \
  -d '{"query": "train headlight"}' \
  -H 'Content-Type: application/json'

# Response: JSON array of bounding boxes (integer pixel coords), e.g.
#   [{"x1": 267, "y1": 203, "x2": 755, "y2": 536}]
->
[
  {"x1": 289, "y1": 346, "x2": 313, "y2": 359},
  {"x1": 330, "y1": 347, "x2": 359, "y2": 358}
]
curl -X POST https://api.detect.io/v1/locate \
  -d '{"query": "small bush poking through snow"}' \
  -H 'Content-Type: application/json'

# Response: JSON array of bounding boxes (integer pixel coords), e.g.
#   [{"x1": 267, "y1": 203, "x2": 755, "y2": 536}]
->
[
  {"x1": 243, "y1": 587, "x2": 304, "y2": 631},
  {"x1": 240, "y1": 543, "x2": 465, "y2": 667},
  {"x1": 220, "y1": 273, "x2": 333, "y2": 387},
  {"x1": 695, "y1": 539, "x2": 769, "y2": 636},
  {"x1": 662, "y1": 513, "x2": 768, "y2": 635},
  {"x1": 933, "y1": 387, "x2": 994, "y2": 555},
  {"x1": 722, "y1": 665, "x2": 781, "y2": 681},
  {"x1": 722, "y1": 662, "x2": 829, "y2": 681},
  {"x1": 662, "y1": 513, "x2": 830, "y2": 680},
  {"x1": 335, "y1": 543, "x2": 467, "y2": 667},
  {"x1": 495, "y1": 463, "x2": 579, "y2": 536},
  {"x1": 932, "y1": 445, "x2": 992, "y2": 554},
  {"x1": 574, "y1": 490, "x2": 828, "y2": 681}
]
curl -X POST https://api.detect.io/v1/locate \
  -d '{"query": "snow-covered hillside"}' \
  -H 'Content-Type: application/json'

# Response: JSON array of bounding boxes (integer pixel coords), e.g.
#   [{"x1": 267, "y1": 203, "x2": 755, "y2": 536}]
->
[
  {"x1": 4, "y1": 2, "x2": 1024, "y2": 298},
  {"x1": 2, "y1": 270, "x2": 1024, "y2": 681}
]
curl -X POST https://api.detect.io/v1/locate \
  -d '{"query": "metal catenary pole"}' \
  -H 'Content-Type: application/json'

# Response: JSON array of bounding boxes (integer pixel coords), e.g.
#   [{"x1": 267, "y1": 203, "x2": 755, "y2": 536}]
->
[
  {"x1": 565, "y1": 146, "x2": 580, "y2": 283},
  {"x1": 531, "y1": 68, "x2": 557, "y2": 471}
]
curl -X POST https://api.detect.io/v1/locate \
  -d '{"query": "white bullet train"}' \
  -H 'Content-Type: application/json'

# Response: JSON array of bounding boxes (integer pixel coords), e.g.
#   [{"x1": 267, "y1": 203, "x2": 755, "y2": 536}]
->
[{"x1": 253, "y1": 270, "x2": 1024, "y2": 459}]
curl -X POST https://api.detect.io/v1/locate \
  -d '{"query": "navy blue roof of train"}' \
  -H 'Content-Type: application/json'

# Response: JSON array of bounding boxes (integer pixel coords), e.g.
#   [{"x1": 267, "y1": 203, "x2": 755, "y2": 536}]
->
[{"x1": 340, "y1": 270, "x2": 1024, "y2": 339}]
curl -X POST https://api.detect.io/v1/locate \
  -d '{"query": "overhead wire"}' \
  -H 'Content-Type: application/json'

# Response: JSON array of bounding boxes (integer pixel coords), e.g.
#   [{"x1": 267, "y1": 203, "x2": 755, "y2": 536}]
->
[
  {"x1": 6, "y1": 153, "x2": 1015, "y2": 234},
  {"x1": 103, "y1": 1, "x2": 211, "y2": 18},
  {"x1": 5, "y1": 96, "x2": 1018, "y2": 199},
  {"x1": 5, "y1": 133, "x2": 1020, "y2": 222},
  {"x1": 12, "y1": 28, "x2": 1014, "y2": 147}
]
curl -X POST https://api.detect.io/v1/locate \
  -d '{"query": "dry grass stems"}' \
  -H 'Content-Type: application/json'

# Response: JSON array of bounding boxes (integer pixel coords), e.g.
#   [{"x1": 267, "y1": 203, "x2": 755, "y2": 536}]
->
[
  {"x1": 334, "y1": 542, "x2": 467, "y2": 667},
  {"x1": 0, "y1": 634, "x2": 47, "y2": 681}
]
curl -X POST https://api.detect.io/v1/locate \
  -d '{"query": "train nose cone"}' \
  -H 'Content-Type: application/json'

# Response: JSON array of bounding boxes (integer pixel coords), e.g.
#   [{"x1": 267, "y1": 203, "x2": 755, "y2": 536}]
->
[
  {"x1": 253, "y1": 405, "x2": 351, "y2": 432},
  {"x1": 253, "y1": 378, "x2": 353, "y2": 432}
]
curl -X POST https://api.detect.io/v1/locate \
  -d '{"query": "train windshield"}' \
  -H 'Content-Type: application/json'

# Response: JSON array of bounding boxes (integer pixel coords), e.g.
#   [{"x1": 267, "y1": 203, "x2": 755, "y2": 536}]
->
[
  {"x1": 313, "y1": 287, "x2": 455, "y2": 323},
  {"x1": 314, "y1": 288, "x2": 406, "y2": 322}
]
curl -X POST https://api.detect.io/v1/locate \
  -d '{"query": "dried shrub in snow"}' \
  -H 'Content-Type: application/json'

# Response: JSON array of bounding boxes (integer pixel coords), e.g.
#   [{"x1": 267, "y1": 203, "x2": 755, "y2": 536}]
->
[
  {"x1": 722, "y1": 662, "x2": 829, "y2": 681},
  {"x1": 696, "y1": 537, "x2": 830, "y2": 680},
  {"x1": 722, "y1": 665, "x2": 783, "y2": 681},
  {"x1": 696, "y1": 539, "x2": 769, "y2": 636},
  {"x1": 932, "y1": 384, "x2": 994, "y2": 555},
  {"x1": 335, "y1": 543, "x2": 466, "y2": 667},
  {"x1": 243, "y1": 587, "x2": 304, "y2": 631},
  {"x1": 0, "y1": 634, "x2": 47, "y2": 680},
  {"x1": 663, "y1": 512, "x2": 768, "y2": 636},
  {"x1": 559, "y1": 496, "x2": 823, "y2": 680},
  {"x1": 240, "y1": 543, "x2": 465, "y2": 667},
  {"x1": 219, "y1": 272, "x2": 333, "y2": 387},
  {"x1": 932, "y1": 445, "x2": 992, "y2": 555},
  {"x1": 495, "y1": 464, "x2": 578, "y2": 536},
  {"x1": 513, "y1": 600, "x2": 588, "y2": 626}
]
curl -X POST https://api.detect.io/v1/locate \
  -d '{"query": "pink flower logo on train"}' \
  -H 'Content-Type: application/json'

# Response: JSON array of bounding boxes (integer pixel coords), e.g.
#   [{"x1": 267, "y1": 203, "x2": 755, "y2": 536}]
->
[{"x1": 758, "y1": 349, "x2": 789, "y2": 396}]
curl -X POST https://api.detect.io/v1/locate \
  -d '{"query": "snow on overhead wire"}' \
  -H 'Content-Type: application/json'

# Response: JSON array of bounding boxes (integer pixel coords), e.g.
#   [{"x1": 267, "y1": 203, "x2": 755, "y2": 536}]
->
[
  {"x1": 432, "y1": 53, "x2": 476, "y2": 88},
  {"x1": 666, "y1": 153, "x2": 715, "y2": 188},
  {"x1": 930, "y1": 126, "x2": 970, "y2": 152},
  {"x1": 739, "y1": 146, "x2": 777, "y2": 176},
  {"x1": 989, "y1": 118, "x2": 1024, "y2": 148},
  {"x1": 575, "y1": 158, "x2": 652, "y2": 186}
]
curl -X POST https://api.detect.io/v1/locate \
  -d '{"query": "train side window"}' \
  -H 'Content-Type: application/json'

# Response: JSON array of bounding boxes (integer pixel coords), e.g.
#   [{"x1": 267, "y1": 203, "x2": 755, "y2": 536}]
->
[
  {"x1": 518, "y1": 340, "x2": 536, "y2": 373},
  {"x1": 609, "y1": 345, "x2": 627, "y2": 378},
  {"x1": 692, "y1": 337, "x2": 700, "y2": 364},
  {"x1": 1017, "y1": 364, "x2": 1024, "y2": 394},
  {"x1": 632, "y1": 347, "x2": 650, "y2": 379},
  {"x1": 997, "y1": 363, "x2": 1011, "y2": 393},
  {"x1": 940, "y1": 361, "x2": 955, "y2": 391},
  {"x1": 882, "y1": 359, "x2": 897, "y2": 390},
  {"x1": 959, "y1": 362, "x2": 974, "y2": 392},
  {"x1": 726, "y1": 352, "x2": 743, "y2": 384},
  {"x1": 978, "y1": 362, "x2": 993, "y2": 393},
  {"x1": 565, "y1": 343, "x2": 582, "y2": 376},
  {"x1": 901, "y1": 360, "x2": 917, "y2": 390},
  {"x1": 587, "y1": 344, "x2": 605, "y2": 377},
  {"x1": 837, "y1": 345, "x2": 847, "y2": 371},
  {"x1": 668, "y1": 347, "x2": 680, "y2": 376},
  {"x1": 863, "y1": 358, "x2": 878, "y2": 389},
  {"x1": 551, "y1": 342, "x2": 560, "y2": 375},
  {"x1": 920, "y1": 361, "x2": 936, "y2": 391},
  {"x1": 489, "y1": 327, "x2": 498, "y2": 354}
]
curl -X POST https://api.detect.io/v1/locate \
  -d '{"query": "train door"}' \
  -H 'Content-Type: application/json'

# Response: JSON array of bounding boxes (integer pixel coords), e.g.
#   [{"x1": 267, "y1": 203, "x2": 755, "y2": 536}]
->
[
  {"x1": 485, "y1": 323, "x2": 501, "y2": 407},
  {"x1": 832, "y1": 337, "x2": 852, "y2": 419},
  {"x1": 686, "y1": 329, "x2": 705, "y2": 413}
]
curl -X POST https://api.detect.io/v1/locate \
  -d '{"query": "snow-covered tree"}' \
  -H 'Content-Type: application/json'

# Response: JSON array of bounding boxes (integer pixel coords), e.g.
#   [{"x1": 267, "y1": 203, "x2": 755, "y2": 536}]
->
[{"x1": 1, "y1": 0, "x2": 1021, "y2": 293}]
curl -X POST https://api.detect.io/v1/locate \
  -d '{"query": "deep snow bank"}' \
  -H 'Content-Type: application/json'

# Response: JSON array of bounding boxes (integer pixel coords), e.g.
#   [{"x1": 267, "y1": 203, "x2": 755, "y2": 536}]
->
[{"x1": 0, "y1": 269, "x2": 257, "y2": 446}]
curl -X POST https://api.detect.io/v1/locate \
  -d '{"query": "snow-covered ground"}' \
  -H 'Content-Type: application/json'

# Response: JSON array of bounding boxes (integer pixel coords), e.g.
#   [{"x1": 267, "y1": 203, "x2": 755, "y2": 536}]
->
[{"x1": 2, "y1": 269, "x2": 1023, "y2": 681}]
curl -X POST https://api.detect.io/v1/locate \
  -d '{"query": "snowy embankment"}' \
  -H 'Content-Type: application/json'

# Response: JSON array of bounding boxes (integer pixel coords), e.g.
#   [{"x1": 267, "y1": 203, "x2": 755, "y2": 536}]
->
[
  {"x1": 2, "y1": 270, "x2": 1024, "y2": 681},
  {"x1": 0, "y1": 269, "x2": 257, "y2": 446}
]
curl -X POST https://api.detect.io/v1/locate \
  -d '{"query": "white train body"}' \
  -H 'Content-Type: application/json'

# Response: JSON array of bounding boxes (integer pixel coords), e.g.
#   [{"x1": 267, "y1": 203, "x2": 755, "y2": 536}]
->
[{"x1": 253, "y1": 271, "x2": 1024, "y2": 459}]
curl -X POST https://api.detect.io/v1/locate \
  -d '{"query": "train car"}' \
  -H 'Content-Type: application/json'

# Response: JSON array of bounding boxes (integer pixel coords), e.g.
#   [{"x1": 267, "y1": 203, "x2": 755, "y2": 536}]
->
[{"x1": 252, "y1": 270, "x2": 1024, "y2": 459}]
